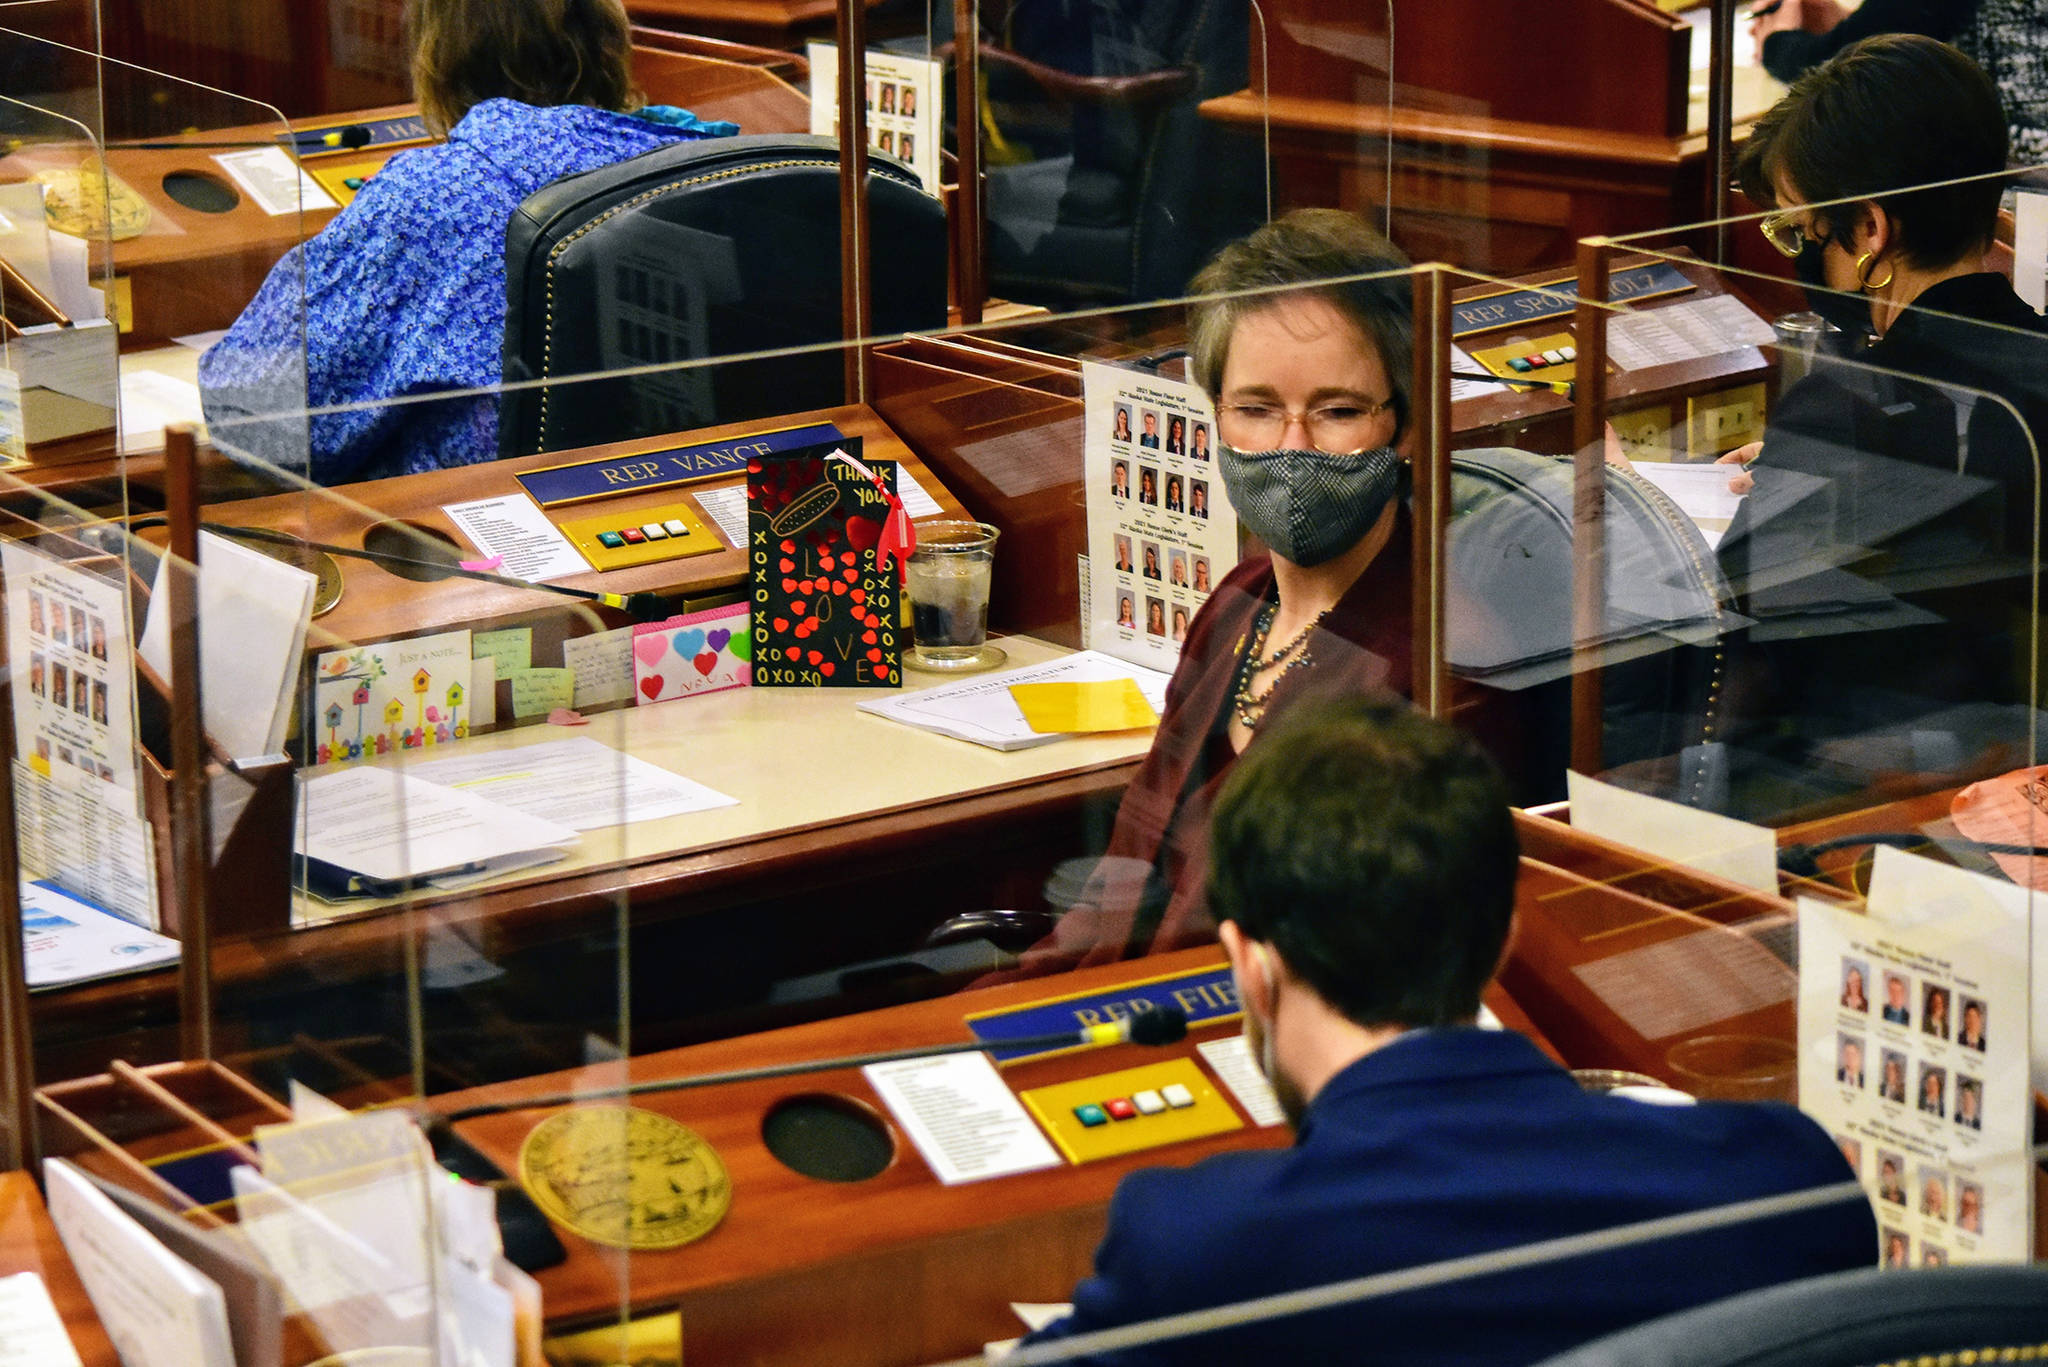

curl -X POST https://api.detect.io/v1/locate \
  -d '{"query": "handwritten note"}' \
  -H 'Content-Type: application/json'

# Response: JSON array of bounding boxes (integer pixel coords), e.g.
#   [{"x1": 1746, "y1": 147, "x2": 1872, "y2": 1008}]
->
[
  {"x1": 507, "y1": 667, "x2": 576, "y2": 719},
  {"x1": 472, "y1": 627, "x2": 532, "y2": 680},
  {"x1": 562, "y1": 626, "x2": 635, "y2": 709}
]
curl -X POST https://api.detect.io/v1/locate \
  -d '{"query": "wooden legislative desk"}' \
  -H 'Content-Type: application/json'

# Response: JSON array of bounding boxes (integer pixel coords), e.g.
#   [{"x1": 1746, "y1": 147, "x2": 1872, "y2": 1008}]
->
[
  {"x1": 179, "y1": 402, "x2": 960, "y2": 649},
  {"x1": 437, "y1": 945, "x2": 1556, "y2": 1364},
  {"x1": 27, "y1": 633, "x2": 1154, "y2": 1083},
  {"x1": 0, "y1": 1172, "x2": 119, "y2": 1366},
  {"x1": 0, "y1": 47, "x2": 808, "y2": 349}
]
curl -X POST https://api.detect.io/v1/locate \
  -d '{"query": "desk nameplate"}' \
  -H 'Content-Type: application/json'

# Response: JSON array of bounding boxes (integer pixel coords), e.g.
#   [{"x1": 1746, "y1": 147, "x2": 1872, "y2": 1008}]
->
[
  {"x1": 517, "y1": 422, "x2": 843, "y2": 508},
  {"x1": 1451, "y1": 262, "x2": 1692, "y2": 338},
  {"x1": 966, "y1": 964, "x2": 1240, "y2": 1064}
]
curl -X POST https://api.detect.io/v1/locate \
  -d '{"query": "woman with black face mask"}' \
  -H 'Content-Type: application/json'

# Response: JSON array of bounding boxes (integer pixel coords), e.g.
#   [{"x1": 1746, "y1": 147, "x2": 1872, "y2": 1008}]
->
[
  {"x1": 1712, "y1": 35, "x2": 2048, "y2": 811},
  {"x1": 1013, "y1": 211, "x2": 1436, "y2": 968}
]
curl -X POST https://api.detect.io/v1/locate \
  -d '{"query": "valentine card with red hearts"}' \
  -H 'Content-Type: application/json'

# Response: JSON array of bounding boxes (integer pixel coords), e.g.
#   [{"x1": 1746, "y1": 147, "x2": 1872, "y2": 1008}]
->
[
  {"x1": 746, "y1": 436, "x2": 903, "y2": 688},
  {"x1": 632, "y1": 601, "x2": 750, "y2": 705}
]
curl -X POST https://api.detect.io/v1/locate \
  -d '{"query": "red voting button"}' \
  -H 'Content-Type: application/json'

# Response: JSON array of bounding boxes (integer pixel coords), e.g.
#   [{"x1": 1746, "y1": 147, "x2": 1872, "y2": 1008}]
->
[
  {"x1": 620, "y1": 527, "x2": 646, "y2": 544},
  {"x1": 1104, "y1": 1098, "x2": 1138, "y2": 1121}
]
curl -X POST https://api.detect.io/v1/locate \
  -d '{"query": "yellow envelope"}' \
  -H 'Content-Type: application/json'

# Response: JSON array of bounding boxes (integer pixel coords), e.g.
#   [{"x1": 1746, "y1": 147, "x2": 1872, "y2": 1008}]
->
[{"x1": 1009, "y1": 678, "x2": 1160, "y2": 734}]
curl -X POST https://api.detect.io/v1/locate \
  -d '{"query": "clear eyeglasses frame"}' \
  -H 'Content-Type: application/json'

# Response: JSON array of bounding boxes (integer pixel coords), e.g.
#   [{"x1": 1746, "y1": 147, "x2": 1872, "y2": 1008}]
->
[{"x1": 1215, "y1": 399, "x2": 1392, "y2": 454}]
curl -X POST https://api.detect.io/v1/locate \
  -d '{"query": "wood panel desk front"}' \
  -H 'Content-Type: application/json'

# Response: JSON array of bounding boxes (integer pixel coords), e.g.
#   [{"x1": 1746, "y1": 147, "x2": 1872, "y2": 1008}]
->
[
  {"x1": 29, "y1": 635, "x2": 1153, "y2": 1080},
  {"x1": 441, "y1": 944, "x2": 1558, "y2": 1364}
]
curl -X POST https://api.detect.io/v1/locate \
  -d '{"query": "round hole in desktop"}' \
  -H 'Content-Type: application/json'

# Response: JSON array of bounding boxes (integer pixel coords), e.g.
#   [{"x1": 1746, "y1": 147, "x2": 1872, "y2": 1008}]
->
[
  {"x1": 161, "y1": 171, "x2": 241, "y2": 214},
  {"x1": 762, "y1": 1093, "x2": 895, "y2": 1183},
  {"x1": 361, "y1": 520, "x2": 467, "y2": 582}
]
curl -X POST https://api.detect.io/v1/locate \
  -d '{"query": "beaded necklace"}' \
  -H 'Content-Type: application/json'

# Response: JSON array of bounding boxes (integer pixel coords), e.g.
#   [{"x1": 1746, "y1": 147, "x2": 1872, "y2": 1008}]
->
[{"x1": 1231, "y1": 600, "x2": 1330, "y2": 731}]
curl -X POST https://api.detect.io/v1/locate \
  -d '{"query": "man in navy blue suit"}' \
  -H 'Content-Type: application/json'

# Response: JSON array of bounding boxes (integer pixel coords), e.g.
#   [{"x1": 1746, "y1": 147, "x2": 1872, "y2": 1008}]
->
[{"x1": 1022, "y1": 698, "x2": 1877, "y2": 1365}]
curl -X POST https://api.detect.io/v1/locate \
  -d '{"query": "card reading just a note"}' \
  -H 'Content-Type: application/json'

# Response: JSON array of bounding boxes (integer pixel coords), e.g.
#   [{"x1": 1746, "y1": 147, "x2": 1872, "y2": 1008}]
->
[{"x1": 633, "y1": 603, "x2": 750, "y2": 704}]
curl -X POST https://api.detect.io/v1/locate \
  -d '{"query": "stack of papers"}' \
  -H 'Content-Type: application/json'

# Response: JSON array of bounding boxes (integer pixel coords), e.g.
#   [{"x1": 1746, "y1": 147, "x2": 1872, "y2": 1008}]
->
[
  {"x1": 295, "y1": 739, "x2": 739, "y2": 898},
  {"x1": 297, "y1": 767, "x2": 581, "y2": 894},
  {"x1": 140, "y1": 530, "x2": 317, "y2": 763},
  {"x1": 858, "y1": 651, "x2": 1171, "y2": 751}
]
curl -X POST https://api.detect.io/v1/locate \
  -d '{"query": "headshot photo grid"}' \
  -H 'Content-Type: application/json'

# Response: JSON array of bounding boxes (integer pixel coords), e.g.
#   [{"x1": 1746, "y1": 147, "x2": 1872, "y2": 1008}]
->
[{"x1": 1831, "y1": 953, "x2": 1990, "y2": 1265}]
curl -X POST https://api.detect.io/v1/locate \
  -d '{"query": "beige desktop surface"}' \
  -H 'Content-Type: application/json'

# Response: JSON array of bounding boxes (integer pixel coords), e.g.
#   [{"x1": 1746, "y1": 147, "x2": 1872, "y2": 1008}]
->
[{"x1": 299, "y1": 635, "x2": 1154, "y2": 924}]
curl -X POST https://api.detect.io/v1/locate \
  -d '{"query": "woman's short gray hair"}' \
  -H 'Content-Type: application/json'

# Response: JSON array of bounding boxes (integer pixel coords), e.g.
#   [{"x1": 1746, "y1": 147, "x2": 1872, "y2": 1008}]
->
[{"x1": 1187, "y1": 209, "x2": 1414, "y2": 442}]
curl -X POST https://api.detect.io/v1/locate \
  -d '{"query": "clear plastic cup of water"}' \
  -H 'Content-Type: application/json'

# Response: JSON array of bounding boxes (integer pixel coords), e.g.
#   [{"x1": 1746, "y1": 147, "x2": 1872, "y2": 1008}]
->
[{"x1": 905, "y1": 520, "x2": 1004, "y2": 672}]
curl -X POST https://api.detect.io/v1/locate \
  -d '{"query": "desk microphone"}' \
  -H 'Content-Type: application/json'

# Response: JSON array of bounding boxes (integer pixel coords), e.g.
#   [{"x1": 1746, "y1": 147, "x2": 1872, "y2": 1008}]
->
[
  {"x1": 120, "y1": 518, "x2": 693, "y2": 623},
  {"x1": 428, "y1": 1006, "x2": 1191, "y2": 1130}
]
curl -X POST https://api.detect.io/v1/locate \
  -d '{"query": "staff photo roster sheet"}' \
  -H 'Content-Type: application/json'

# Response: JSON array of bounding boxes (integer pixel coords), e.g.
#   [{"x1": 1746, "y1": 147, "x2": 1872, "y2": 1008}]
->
[
  {"x1": 1081, "y1": 360, "x2": 1238, "y2": 673},
  {"x1": 1798, "y1": 846, "x2": 2033, "y2": 1266}
]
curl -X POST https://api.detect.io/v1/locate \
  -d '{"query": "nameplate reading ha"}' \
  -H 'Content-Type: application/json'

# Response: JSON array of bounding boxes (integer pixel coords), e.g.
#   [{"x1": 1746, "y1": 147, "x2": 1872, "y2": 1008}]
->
[
  {"x1": 1450, "y1": 262, "x2": 1693, "y2": 338},
  {"x1": 516, "y1": 422, "x2": 844, "y2": 508},
  {"x1": 966, "y1": 965, "x2": 1241, "y2": 1065}
]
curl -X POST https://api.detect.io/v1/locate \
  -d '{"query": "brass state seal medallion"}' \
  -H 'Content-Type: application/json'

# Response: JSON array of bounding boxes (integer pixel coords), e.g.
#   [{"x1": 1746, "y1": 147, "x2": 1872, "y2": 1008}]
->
[
  {"x1": 34, "y1": 160, "x2": 152, "y2": 240},
  {"x1": 518, "y1": 1106, "x2": 731, "y2": 1251}
]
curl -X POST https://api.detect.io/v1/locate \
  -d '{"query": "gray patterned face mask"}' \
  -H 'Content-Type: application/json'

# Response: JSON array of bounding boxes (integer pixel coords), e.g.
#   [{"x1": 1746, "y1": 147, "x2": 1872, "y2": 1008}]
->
[{"x1": 1216, "y1": 442, "x2": 1400, "y2": 568}]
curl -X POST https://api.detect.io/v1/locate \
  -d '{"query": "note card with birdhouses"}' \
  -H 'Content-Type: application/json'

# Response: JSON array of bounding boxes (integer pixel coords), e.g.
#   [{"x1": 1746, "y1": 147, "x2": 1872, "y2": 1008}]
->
[{"x1": 312, "y1": 629, "x2": 475, "y2": 765}]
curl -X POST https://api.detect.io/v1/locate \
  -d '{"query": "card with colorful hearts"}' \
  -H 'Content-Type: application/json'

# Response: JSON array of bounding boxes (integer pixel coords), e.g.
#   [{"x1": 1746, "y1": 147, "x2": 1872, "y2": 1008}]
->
[
  {"x1": 746, "y1": 435, "x2": 903, "y2": 688},
  {"x1": 632, "y1": 602, "x2": 751, "y2": 704}
]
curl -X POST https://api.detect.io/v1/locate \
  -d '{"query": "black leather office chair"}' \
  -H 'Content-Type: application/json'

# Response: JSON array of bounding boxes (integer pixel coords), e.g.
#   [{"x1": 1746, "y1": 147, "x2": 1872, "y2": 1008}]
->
[
  {"x1": 499, "y1": 133, "x2": 948, "y2": 457},
  {"x1": 947, "y1": 0, "x2": 1262, "y2": 306},
  {"x1": 1531, "y1": 1264, "x2": 2048, "y2": 1366}
]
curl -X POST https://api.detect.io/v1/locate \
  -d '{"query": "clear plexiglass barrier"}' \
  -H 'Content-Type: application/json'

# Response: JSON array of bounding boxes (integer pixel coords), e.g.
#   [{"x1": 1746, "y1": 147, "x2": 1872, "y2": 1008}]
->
[{"x1": 4, "y1": 99, "x2": 2045, "y2": 1363}]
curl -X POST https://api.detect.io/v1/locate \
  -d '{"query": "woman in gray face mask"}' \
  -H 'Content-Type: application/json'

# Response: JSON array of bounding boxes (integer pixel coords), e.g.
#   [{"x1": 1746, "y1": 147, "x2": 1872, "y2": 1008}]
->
[{"x1": 1037, "y1": 210, "x2": 1425, "y2": 967}]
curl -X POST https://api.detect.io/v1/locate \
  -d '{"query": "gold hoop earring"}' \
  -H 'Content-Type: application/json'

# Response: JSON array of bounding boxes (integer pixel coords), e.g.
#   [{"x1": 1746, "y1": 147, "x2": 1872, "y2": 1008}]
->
[{"x1": 1855, "y1": 250, "x2": 1895, "y2": 292}]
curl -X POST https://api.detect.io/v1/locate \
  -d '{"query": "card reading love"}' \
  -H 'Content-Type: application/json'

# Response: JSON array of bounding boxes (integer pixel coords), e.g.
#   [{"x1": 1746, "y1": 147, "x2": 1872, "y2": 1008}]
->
[
  {"x1": 746, "y1": 437, "x2": 903, "y2": 687},
  {"x1": 633, "y1": 603, "x2": 750, "y2": 704}
]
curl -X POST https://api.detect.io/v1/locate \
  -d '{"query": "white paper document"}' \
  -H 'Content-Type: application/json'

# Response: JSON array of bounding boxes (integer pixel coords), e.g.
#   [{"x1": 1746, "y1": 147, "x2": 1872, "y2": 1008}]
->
[
  {"x1": 13, "y1": 761, "x2": 159, "y2": 929},
  {"x1": 857, "y1": 649, "x2": 1172, "y2": 751},
  {"x1": 400, "y1": 736, "x2": 736, "y2": 831},
  {"x1": 443, "y1": 494, "x2": 592, "y2": 582},
  {"x1": 210, "y1": 147, "x2": 338, "y2": 216},
  {"x1": 863, "y1": 1053, "x2": 1062, "y2": 1184},
  {"x1": 0, "y1": 1272, "x2": 83, "y2": 1367},
  {"x1": 1445, "y1": 345, "x2": 1499, "y2": 403},
  {"x1": 118, "y1": 368, "x2": 203, "y2": 451},
  {"x1": 297, "y1": 765, "x2": 580, "y2": 884},
  {"x1": 1606, "y1": 294, "x2": 1778, "y2": 371},
  {"x1": 21, "y1": 878, "x2": 179, "y2": 989},
  {"x1": 692, "y1": 484, "x2": 747, "y2": 548},
  {"x1": 1195, "y1": 1035, "x2": 1286, "y2": 1128},
  {"x1": 1566, "y1": 770, "x2": 1780, "y2": 893},
  {"x1": 1627, "y1": 460, "x2": 1747, "y2": 549},
  {"x1": 43, "y1": 1158, "x2": 237, "y2": 1367},
  {"x1": 1797, "y1": 847, "x2": 2034, "y2": 1265},
  {"x1": 140, "y1": 530, "x2": 316, "y2": 762}
]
